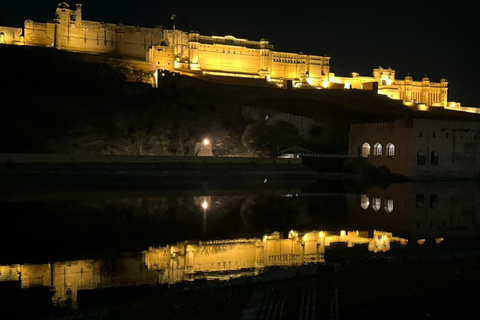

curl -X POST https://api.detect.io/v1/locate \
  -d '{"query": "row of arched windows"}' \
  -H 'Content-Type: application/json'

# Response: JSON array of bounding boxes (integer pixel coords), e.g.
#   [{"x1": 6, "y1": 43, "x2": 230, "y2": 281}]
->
[
  {"x1": 417, "y1": 150, "x2": 439, "y2": 165},
  {"x1": 360, "y1": 194, "x2": 394, "y2": 213},
  {"x1": 361, "y1": 142, "x2": 395, "y2": 158}
]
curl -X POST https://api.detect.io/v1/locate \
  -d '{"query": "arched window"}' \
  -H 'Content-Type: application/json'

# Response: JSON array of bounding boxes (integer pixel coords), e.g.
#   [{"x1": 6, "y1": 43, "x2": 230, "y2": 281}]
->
[
  {"x1": 361, "y1": 142, "x2": 371, "y2": 158},
  {"x1": 360, "y1": 194, "x2": 369, "y2": 210},
  {"x1": 372, "y1": 197, "x2": 381, "y2": 211},
  {"x1": 373, "y1": 143, "x2": 382, "y2": 157},
  {"x1": 431, "y1": 150, "x2": 439, "y2": 165},
  {"x1": 0, "y1": 32, "x2": 5, "y2": 44},
  {"x1": 417, "y1": 150, "x2": 426, "y2": 165},
  {"x1": 385, "y1": 198, "x2": 394, "y2": 213},
  {"x1": 386, "y1": 143, "x2": 395, "y2": 158}
]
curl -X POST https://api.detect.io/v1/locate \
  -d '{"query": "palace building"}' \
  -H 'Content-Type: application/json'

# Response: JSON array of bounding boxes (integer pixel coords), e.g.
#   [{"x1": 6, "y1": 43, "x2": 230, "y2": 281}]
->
[{"x1": 0, "y1": 2, "x2": 468, "y2": 110}]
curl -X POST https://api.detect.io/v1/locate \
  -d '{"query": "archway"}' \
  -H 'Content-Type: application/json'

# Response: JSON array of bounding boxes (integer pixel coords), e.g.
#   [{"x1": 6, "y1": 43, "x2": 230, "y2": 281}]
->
[
  {"x1": 386, "y1": 143, "x2": 395, "y2": 158},
  {"x1": 417, "y1": 150, "x2": 426, "y2": 165},
  {"x1": 361, "y1": 142, "x2": 371, "y2": 158},
  {"x1": 373, "y1": 143, "x2": 382, "y2": 157}
]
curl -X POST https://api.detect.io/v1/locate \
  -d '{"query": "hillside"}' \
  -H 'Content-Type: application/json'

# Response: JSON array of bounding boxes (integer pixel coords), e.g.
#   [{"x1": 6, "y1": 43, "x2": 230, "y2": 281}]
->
[{"x1": 2, "y1": 44, "x2": 480, "y2": 155}]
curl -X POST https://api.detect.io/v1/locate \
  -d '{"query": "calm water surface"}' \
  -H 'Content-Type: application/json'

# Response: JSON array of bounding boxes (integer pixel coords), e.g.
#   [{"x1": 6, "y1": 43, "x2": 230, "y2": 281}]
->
[{"x1": 1, "y1": 179, "x2": 479, "y2": 317}]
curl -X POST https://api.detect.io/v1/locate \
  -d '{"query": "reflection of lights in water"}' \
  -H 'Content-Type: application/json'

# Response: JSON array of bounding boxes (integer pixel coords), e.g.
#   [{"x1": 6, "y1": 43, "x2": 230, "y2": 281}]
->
[
  {"x1": 372, "y1": 197, "x2": 381, "y2": 211},
  {"x1": 384, "y1": 198, "x2": 394, "y2": 213},
  {"x1": 360, "y1": 194, "x2": 369, "y2": 210},
  {"x1": 1, "y1": 229, "x2": 413, "y2": 307},
  {"x1": 202, "y1": 198, "x2": 208, "y2": 235}
]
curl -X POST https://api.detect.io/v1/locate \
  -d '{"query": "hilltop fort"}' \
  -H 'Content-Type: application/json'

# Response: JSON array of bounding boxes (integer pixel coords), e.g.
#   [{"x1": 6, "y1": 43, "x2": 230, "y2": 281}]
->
[{"x1": 1, "y1": 2, "x2": 471, "y2": 113}]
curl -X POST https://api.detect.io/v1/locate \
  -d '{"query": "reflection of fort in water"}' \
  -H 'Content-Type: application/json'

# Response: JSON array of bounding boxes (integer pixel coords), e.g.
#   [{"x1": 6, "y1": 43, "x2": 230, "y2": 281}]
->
[
  {"x1": 2, "y1": 181, "x2": 480, "y2": 308},
  {"x1": 348, "y1": 182, "x2": 480, "y2": 241},
  {"x1": 1, "y1": 229, "x2": 405, "y2": 307}
]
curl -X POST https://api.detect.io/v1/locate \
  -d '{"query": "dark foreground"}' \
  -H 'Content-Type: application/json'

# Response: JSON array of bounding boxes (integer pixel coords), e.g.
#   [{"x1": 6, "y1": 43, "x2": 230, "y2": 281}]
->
[{"x1": 3, "y1": 250, "x2": 479, "y2": 320}]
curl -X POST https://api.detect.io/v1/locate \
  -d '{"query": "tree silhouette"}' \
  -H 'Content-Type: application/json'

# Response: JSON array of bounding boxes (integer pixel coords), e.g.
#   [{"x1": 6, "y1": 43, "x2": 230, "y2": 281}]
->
[{"x1": 242, "y1": 119, "x2": 301, "y2": 161}]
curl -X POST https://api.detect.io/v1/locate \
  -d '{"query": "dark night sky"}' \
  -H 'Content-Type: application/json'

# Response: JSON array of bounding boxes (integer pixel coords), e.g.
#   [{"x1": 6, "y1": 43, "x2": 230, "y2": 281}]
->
[{"x1": 1, "y1": 1, "x2": 478, "y2": 106}]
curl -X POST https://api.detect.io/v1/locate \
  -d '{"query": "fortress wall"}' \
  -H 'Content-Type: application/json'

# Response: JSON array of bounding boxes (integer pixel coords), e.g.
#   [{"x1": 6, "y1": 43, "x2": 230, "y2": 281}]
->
[
  {"x1": 349, "y1": 119, "x2": 413, "y2": 176},
  {"x1": 412, "y1": 119, "x2": 480, "y2": 178},
  {"x1": 23, "y1": 17, "x2": 165, "y2": 59},
  {"x1": 118, "y1": 26, "x2": 164, "y2": 58},
  {"x1": 270, "y1": 52, "x2": 306, "y2": 79},
  {"x1": 0, "y1": 26, "x2": 23, "y2": 45},
  {"x1": 197, "y1": 43, "x2": 262, "y2": 74},
  {"x1": 57, "y1": 21, "x2": 118, "y2": 54},
  {"x1": 23, "y1": 21, "x2": 55, "y2": 47},
  {"x1": 191, "y1": 243, "x2": 258, "y2": 271}
]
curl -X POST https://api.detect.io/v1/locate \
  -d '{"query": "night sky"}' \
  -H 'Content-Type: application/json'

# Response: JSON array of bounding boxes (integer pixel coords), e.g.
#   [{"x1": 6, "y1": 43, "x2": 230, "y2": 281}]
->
[{"x1": 1, "y1": 1, "x2": 478, "y2": 106}]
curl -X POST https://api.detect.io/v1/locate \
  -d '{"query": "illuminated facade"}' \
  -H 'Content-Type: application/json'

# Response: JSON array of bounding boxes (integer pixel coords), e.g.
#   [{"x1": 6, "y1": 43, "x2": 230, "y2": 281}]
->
[
  {"x1": 0, "y1": 2, "x2": 329, "y2": 87},
  {"x1": 147, "y1": 32, "x2": 330, "y2": 87},
  {"x1": 0, "y1": 230, "x2": 405, "y2": 307},
  {"x1": 330, "y1": 67, "x2": 449, "y2": 107},
  {"x1": 2, "y1": 3, "x2": 470, "y2": 109},
  {"x1": 349, "y1": 118, "x2": 480, "y2": 178}
]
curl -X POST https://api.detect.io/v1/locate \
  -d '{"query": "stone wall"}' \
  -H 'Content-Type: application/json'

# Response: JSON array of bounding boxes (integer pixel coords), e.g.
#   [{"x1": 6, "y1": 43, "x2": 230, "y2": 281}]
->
[{"x1": 349, "y1": 118, "x2": 480, "y2": 178}]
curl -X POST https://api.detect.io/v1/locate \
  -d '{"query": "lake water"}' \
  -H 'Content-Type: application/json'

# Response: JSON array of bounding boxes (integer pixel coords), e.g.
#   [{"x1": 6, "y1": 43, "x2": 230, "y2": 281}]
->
[{"x1": 1, "y1": 179, "x2": 479, "y2": 318}]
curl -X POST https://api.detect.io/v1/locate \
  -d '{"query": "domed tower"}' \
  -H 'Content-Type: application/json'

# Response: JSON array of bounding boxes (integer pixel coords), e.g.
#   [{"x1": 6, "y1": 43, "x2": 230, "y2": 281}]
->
[{"x1": 421, "y1": 75, "x2": 430, "y2": 104}]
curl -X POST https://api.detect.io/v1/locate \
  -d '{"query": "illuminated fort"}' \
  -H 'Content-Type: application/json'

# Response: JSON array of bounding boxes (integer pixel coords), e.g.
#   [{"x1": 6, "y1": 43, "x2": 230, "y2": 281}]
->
[
  {"x1": 0, "y1": 230, "x2": 406, "y2": 307},
  {"x1": 0, "y1": 2, "x2": 468, "y2": 111}
]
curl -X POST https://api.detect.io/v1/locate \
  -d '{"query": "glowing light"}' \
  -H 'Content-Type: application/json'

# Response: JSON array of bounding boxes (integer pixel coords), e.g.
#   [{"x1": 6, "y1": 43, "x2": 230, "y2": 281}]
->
[
  {"x1": 417, "y1": 104, "x2": 429, "y2": 111},
  {"x1": 306, "y1": 77, "x2": 314, "y2": 85},
  {"x1": 202, "y1": 200, "x2": 208, "y2": 209},
  {"x1": 203, "y1": 139, "x2": 209, "y2": 145},
  {"x1": 322, "y1": 80, "x2": 329, "y2": 88},
  {"x1": 319, "y1": 231, "x2": 324, "y2": 238},
  {"x1": 340, "y1": 230, "x2": 346, "y2": 237}
]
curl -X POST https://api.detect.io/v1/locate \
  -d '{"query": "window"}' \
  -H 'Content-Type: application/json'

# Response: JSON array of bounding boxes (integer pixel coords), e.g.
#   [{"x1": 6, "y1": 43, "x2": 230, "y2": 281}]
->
[
  {"x1": 431, "y1": 150, "x2": 439, "y2": 165},
  {"x1": 373, "y1": 143, "x2": 382, "y2": 157},
  {"x1": 417, "y1": 150, "x2": 426, "y2": 165},
  {"x1": 372, "y1": 197, "x2": 381, "y2": 211},
  {"x1": 361, "y1": 142, "x2": 371, "y2": 157},
  {"x1": 360, "y1": 194, "x2": 369, "y2": 210},
  {"x1": 0, "y1": 32, "x2": 5, "y2": 44},
  {"x1": 416, "y1": 194, "x2": 425, "y2": 208},
  {"x1": 386, "y1": 143, "x2": 395, "y2": 158},
  {"x1": 384, "y1": 198, "x2": 394, "y2": 213}
]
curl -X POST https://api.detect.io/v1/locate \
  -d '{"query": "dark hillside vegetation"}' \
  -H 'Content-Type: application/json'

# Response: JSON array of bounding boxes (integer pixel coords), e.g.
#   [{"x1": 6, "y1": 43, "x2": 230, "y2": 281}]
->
[{"x1": 2, "y1": 44, "x2": 479, "y2": 155}]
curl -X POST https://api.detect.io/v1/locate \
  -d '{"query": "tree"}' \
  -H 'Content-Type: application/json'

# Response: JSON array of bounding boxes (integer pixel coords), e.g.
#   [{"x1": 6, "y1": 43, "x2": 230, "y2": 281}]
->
[{"x1": 242, "y1": 120, "x2": 302, "y2": 161}]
